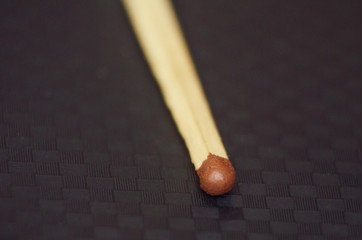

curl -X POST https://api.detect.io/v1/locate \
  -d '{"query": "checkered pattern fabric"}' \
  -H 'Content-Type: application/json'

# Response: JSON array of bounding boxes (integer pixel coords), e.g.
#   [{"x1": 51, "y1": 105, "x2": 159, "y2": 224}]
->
[{"x1": 0, "y1": 1, "x2": 361, "y2": 239}]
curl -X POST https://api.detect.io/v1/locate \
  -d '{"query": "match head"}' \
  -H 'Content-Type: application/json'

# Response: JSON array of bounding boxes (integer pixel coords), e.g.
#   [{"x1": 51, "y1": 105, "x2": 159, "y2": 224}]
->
[{"x1": 196, "y1": 154, "x2": 235, "y2": 196}]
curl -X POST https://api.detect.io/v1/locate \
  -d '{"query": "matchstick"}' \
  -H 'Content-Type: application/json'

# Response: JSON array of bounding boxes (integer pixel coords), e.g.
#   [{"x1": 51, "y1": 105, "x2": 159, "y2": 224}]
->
[{"x1": 122, "y1": 0, "x2": 235, "y2": 195}]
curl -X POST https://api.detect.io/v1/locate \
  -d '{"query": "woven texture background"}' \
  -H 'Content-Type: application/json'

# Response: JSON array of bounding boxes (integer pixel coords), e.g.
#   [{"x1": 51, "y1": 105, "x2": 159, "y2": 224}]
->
[{"x1": 1, "y1": 0, "x2": 361, "y2": 239}]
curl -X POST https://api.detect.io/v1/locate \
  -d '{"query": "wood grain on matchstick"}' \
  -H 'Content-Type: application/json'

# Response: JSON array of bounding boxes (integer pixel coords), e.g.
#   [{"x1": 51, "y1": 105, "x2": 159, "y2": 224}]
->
[{"x1": 122, "y1": 0, "x2": 235, "y2": 195}]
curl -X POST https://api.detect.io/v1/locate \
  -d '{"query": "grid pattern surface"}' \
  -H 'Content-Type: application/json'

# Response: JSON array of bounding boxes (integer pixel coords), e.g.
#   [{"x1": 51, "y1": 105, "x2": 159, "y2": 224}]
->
[{"x1": 0, "y1": 0, "x2": 361, "y2": 239}]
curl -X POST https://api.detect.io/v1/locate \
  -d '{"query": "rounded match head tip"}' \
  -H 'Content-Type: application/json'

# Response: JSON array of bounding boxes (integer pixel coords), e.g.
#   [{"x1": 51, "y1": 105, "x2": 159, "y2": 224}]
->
[{"x1": 196, "y1": 154, "x2": 235, "y2": 196}]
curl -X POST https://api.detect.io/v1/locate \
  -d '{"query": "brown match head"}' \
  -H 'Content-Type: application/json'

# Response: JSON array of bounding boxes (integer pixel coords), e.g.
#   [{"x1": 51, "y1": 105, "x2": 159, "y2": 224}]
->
[{"x1": 196, "y1": 154, "x2": 235, "y2": 196}]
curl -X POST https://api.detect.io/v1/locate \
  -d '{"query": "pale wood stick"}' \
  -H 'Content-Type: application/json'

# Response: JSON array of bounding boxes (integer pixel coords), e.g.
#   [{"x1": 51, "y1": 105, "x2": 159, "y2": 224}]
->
[{"x1": 122, "y1": 0, "x2": 234, "y2": 195}]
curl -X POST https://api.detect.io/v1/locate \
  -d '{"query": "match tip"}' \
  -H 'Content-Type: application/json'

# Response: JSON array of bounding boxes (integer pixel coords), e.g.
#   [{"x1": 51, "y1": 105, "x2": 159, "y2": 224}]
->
[{"x1": 196, "y1": 153, "x2": 235, "y2": 196}]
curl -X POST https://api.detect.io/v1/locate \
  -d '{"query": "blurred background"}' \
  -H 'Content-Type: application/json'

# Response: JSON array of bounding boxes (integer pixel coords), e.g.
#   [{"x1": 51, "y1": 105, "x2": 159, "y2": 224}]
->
[{"x1": 0, "y1": 1, "x2": 361, "y2": 239}]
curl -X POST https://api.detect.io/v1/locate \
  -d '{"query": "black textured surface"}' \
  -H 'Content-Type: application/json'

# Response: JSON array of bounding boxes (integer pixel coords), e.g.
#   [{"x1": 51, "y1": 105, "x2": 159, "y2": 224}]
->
[{"x1": 1, "y1": 1, "x2": 362, "y2": 239}]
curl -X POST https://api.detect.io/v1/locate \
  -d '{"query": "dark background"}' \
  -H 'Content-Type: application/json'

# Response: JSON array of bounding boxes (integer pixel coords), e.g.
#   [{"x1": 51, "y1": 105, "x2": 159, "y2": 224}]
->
[{"x1": 1, "y1": 0, "x2": 362, "y2": 239}]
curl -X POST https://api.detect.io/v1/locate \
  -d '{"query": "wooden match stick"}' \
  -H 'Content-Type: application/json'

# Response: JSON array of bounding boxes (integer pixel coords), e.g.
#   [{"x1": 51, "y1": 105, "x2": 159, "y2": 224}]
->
[{"x1": 122, "y1": 0, "x2": 235, "y2": 195}]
